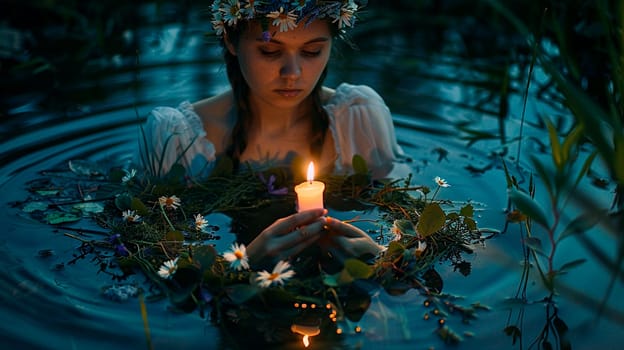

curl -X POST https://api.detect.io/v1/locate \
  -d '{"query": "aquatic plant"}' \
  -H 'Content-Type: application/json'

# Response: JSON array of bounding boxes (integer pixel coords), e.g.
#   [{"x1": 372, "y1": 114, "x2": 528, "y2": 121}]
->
[{"x1": 17, "y1": 155, "x2": 487, "y2": 346}]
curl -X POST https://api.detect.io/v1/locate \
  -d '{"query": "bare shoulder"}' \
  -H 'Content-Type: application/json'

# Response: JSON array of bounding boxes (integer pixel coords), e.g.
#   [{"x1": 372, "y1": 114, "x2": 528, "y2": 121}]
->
[{"x1": 192, "y1": 90, "x2": 235, "y2": 153}]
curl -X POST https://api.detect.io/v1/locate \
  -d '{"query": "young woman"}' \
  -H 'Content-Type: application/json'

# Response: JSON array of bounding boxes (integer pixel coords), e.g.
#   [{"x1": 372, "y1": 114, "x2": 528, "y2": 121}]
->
[{"x1": 141, "y1": 0, "x2": 408, "y2": 267}]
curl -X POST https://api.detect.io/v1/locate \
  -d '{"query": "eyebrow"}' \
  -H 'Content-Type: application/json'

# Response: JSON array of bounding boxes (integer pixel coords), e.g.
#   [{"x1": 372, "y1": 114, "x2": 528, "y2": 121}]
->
[{"x1": 255, "y1": 37, "x2": 330, "y2": 45}]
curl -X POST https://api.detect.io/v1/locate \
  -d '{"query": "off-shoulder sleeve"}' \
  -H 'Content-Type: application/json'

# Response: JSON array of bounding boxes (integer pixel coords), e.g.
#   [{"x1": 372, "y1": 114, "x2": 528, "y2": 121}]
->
[
  {"x1": 325, "y1": 83, "x2": 407, "y2": 179},
  {"x1": 139, "y1": 101, "x2": 216, "y2": 178}
]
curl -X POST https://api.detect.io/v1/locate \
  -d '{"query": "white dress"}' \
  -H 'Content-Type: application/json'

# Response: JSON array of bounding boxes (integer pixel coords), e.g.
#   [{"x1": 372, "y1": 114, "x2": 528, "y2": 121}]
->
[{"x1": 140, "y1": 83, "x2": 407, "y2": 179}]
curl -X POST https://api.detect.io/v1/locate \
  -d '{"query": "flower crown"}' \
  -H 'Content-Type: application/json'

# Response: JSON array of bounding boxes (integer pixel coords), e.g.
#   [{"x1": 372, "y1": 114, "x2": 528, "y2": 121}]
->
[{"x1": 210, "y1": 0, "x2": 366, "y2": 40}]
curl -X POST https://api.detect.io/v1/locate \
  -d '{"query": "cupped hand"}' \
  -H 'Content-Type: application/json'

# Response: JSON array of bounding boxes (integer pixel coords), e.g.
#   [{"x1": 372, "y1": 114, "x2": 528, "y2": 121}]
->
[
  {"x1": 319, "y1": 216, "x2": 384, "y2": 262},
  {"x1": 246, "y1": 208, "x2": 327, "y2": 267}
]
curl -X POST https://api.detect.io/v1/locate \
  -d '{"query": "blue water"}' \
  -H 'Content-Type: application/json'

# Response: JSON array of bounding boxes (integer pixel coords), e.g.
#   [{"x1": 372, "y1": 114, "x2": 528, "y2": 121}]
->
[{"x1": 1, "y1": 3, "x2": 622, "y2": 350}]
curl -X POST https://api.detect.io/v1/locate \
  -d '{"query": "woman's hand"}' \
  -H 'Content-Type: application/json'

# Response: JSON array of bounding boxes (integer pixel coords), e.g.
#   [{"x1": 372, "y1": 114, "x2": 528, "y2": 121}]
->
[
  {"x1": 319, "y1": 216, "x2": 384, "y2": 263},
  {"x1": 246, "y1": 208, "x2": 327, "y2": 267}
]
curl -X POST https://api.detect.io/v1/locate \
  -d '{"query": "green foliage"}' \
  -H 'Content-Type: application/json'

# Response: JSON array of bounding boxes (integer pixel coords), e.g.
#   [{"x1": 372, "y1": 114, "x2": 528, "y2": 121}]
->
[{"x1": 19, "y1": 155, "x2": 485, "y2": 344}]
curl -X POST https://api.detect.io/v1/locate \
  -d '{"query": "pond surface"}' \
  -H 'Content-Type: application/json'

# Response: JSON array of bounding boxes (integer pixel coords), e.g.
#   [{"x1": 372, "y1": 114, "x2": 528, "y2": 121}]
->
[{"x1": 1, "y1": 2, "x2": 622, "y2": 349}]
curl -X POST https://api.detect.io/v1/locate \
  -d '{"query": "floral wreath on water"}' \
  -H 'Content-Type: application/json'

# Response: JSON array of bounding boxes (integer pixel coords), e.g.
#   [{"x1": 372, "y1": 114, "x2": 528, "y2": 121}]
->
[
  {"x1": 210, "y1": 0, "x2": 366, "y2": 40},
  {"x1": 17, "y1": 153, "x2": 490, "y2": 346}
]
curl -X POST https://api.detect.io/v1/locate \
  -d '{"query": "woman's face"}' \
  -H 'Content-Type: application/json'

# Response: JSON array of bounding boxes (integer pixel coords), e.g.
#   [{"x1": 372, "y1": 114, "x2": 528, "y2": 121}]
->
[{"x1": 227, "y1": 20, "x2": 332, "y2": 111}]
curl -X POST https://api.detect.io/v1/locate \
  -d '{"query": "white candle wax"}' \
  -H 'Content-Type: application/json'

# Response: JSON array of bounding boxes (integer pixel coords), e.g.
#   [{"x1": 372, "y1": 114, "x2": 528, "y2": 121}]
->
[{"x1": 294, "y1": 162, "x2": 325, "y2": 212}]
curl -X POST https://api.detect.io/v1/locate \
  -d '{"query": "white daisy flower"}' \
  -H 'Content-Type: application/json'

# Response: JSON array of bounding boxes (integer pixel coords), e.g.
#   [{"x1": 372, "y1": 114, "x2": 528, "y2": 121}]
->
[
  {"x1": 391, "y1": 221, "x2": 402, "y2": 241},
  {"x1": 266, "y1": 7, "x2": 298, "y2": 32},
  {"x1": 157, "y1": 258, "x2": 179, "y2": 279},
  {"x1": 122, "y1": 169, "x2": 137, "y2": 184},
  {"x1": 211, "y1": 12, "x2": 226, "y2": 36},
  {"x1": 255, "y1": 260, "x2": 295, "y2": 288},
  {"x1": 221, "y1": 0, "x2": 242, "y2": 26},
  {"x1": 223, "y1": 243, "x2": 250, "y2": 271},
  {"x1": 194, "y1": 213, "x2": 208, "y2": 231},
  {"x1": 334, "y1": 1, "x2": 358, "y2": 28},
  {"x1": 122, "y1": 209, "x2": 141, "y2": 223},
  {"x1": 158, "y1": 195, "x2": 181, "y2": 209},
  {"x1": 434, "y1": 176, "x2": 450, "y2": 188},
  {"x1": 415, "y1": 240, "x2": 427, "y2": 257}
]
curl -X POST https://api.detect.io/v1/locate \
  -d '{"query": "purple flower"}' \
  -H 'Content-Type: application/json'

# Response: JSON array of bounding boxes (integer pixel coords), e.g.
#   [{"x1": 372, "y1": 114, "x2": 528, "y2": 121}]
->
[
  {"x1": 115, "y1": 243, "x2": 130, "y2": 257},
  {"x1": 259, "y1": 173, "x2": 288, "y2": 195},
  {"x1": 261, "y1": 30, "x2": 271, "y2": 42}
]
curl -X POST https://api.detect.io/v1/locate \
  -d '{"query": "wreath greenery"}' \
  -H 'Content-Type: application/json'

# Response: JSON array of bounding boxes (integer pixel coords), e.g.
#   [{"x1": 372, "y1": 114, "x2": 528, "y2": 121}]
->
[{"x1": 18, "y1": 155, "x2": 488, "y2": 346}]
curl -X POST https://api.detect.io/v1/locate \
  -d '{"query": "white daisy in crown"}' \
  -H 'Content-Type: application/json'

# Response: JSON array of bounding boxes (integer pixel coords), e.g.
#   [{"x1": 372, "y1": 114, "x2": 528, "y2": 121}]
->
[{"x1": 266, "y1": 7, "x2": 298, "y2": 32}]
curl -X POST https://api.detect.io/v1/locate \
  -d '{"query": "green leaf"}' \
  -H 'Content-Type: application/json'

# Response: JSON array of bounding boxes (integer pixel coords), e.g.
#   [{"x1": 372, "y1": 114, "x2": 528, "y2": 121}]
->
[
  {"x1": 525, "y1": 237, "x2": 545, "y2": 256},
  {"x1": 416, "y1": 203, "x2": 446, "y2": 237},
  {"x1": 114, "y1": 193, "x2": 132, "y2": 211},
  {"x1": 343, "y1": 258, "x2": 373, "y2": 280},
  {"x1": 393, "y1": 219, "x2": 416, "y2": 236},
  {"x1": 385, "y1": 241, "x2": 405, "y2": 258},
  {"x1": 558, "y1": 258, "x2": 586, "y2": 273},
  {"x1": 224, "y1": 284, "x2": 259, "y2": 304},
  {"x1": 352, "y1": 154, "x2": 368, "y2": 175},
  {"x1": 508, "y1": 188, "x2": 550, "y2": 228},
  {"x1": 460, "y1": 204, "x2": 474, "y2": 218},
  {"x1": 165, "y1": 231, "x2": 184, "y2": 242},
  {"x1": 192, "y1": 245, "x2": 217, "y2": 271},
  {"x1": 46, "y1": 211, "x2": 81, "y2": 224},
  {"x1": 558, "y1": 210, "x2": 606, "y2": 242},
  {"x1": 131, "y1": 197, "x2": 150, "y2": 216},
  {"x1": 545, "y1": 117, "x2": 563, "y2": 170}
]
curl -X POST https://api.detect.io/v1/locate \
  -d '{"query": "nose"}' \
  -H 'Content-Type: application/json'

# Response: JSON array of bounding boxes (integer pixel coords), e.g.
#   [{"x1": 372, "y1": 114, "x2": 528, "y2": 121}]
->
[{"x1": 279, "y1": 54, "x2": 301, "y2": 80}]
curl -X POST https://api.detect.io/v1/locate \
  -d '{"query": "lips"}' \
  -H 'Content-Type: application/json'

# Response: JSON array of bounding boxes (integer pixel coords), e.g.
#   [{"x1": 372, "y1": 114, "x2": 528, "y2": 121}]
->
[{"x1": 275, "y1": 89, "x2": 303, "y2": 97}]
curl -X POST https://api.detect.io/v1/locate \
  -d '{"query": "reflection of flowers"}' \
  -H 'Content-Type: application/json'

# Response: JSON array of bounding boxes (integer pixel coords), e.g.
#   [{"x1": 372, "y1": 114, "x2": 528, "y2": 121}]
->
[
  {"x1": 159, "y1": 195, "x2": 181, "y2": 209},
  {"x1": 223, "y1": 243, "x2": 250, "y2": 271},
  {"x1": 158, "y1": 258, "x2": 179, "y2": 279},
  {"x1": 256, "y1": 260, "x2": 295, "y2": 288},
  {"x1": 259, "y1": 173, "x2": 288, "y2": 195}
]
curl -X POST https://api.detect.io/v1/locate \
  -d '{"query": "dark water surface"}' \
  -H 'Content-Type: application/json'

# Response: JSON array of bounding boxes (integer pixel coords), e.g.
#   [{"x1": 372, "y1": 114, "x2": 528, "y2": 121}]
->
[{"x1": 1, "y1": 2, "x2": 622, "y2": 349}]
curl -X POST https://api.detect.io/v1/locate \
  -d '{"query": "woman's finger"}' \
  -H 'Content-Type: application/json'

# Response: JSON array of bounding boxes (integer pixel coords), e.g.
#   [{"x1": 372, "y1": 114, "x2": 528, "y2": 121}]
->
[
  {"x1": 270, "y1": 208, "x2": 327, "y2": 236},
  {"x1": 323, "y1": 216, "x2": 365, "y2": 238}
]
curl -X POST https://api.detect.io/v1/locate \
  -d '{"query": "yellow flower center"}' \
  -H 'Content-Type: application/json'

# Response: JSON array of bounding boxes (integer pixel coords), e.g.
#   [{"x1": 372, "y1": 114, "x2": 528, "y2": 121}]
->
[
  {"x1": 269, "y1": 273, "x2": 279, "y2": 281},
  {"x1": 234, "y1": 250, "x2": 244, "y2": 259}
]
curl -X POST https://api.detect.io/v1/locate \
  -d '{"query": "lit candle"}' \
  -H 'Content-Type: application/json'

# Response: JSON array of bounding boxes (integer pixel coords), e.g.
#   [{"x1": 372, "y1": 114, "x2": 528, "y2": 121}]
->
[
  {"x1": 294, "y1": 162, "x2": 325, "y2": 212},
  {"x1": 290, "y1": 323, "x2": 321, "y2": 347}
]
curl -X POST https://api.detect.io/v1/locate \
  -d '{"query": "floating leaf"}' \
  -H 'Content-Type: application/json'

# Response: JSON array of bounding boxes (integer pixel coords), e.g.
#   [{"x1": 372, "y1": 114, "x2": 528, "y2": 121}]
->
[
  {"x1": 23, "y1": 202, "x2": 48, "y2": 213},
  {"x1": 73, "y1": 197, "x2": 104, "y2": 214},
  {"x1": 46, "y1": 211, "x2": 81, "y2": 224},
  {"x1": 35, "y1": 190, "x2": 59, "y2": 196},
  {"x1": 68, "y1": 159, "x2": 105, "y2": 177},
  {"x1": 507, "y1": 188, "x2": 550, "y2": 228},
  {"x1": 416, "y1": 203, "x2": 446, "y2": 237}
]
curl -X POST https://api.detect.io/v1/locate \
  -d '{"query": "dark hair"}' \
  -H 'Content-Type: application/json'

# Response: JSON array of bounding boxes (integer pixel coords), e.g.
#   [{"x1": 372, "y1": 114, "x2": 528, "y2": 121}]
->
[{"x1": 222, "y1": 21, "x2": 331, "y2": 171}]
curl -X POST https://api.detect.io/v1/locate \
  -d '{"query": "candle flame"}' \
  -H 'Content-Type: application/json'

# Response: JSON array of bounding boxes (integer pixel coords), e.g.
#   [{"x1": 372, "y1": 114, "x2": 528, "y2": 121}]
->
[
  {"x1": 306, "y1": 162, "x2": 315, "y2": 184},
  {"x1": 303, "y1": 335, "x2": 310, "y2": 347}
]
